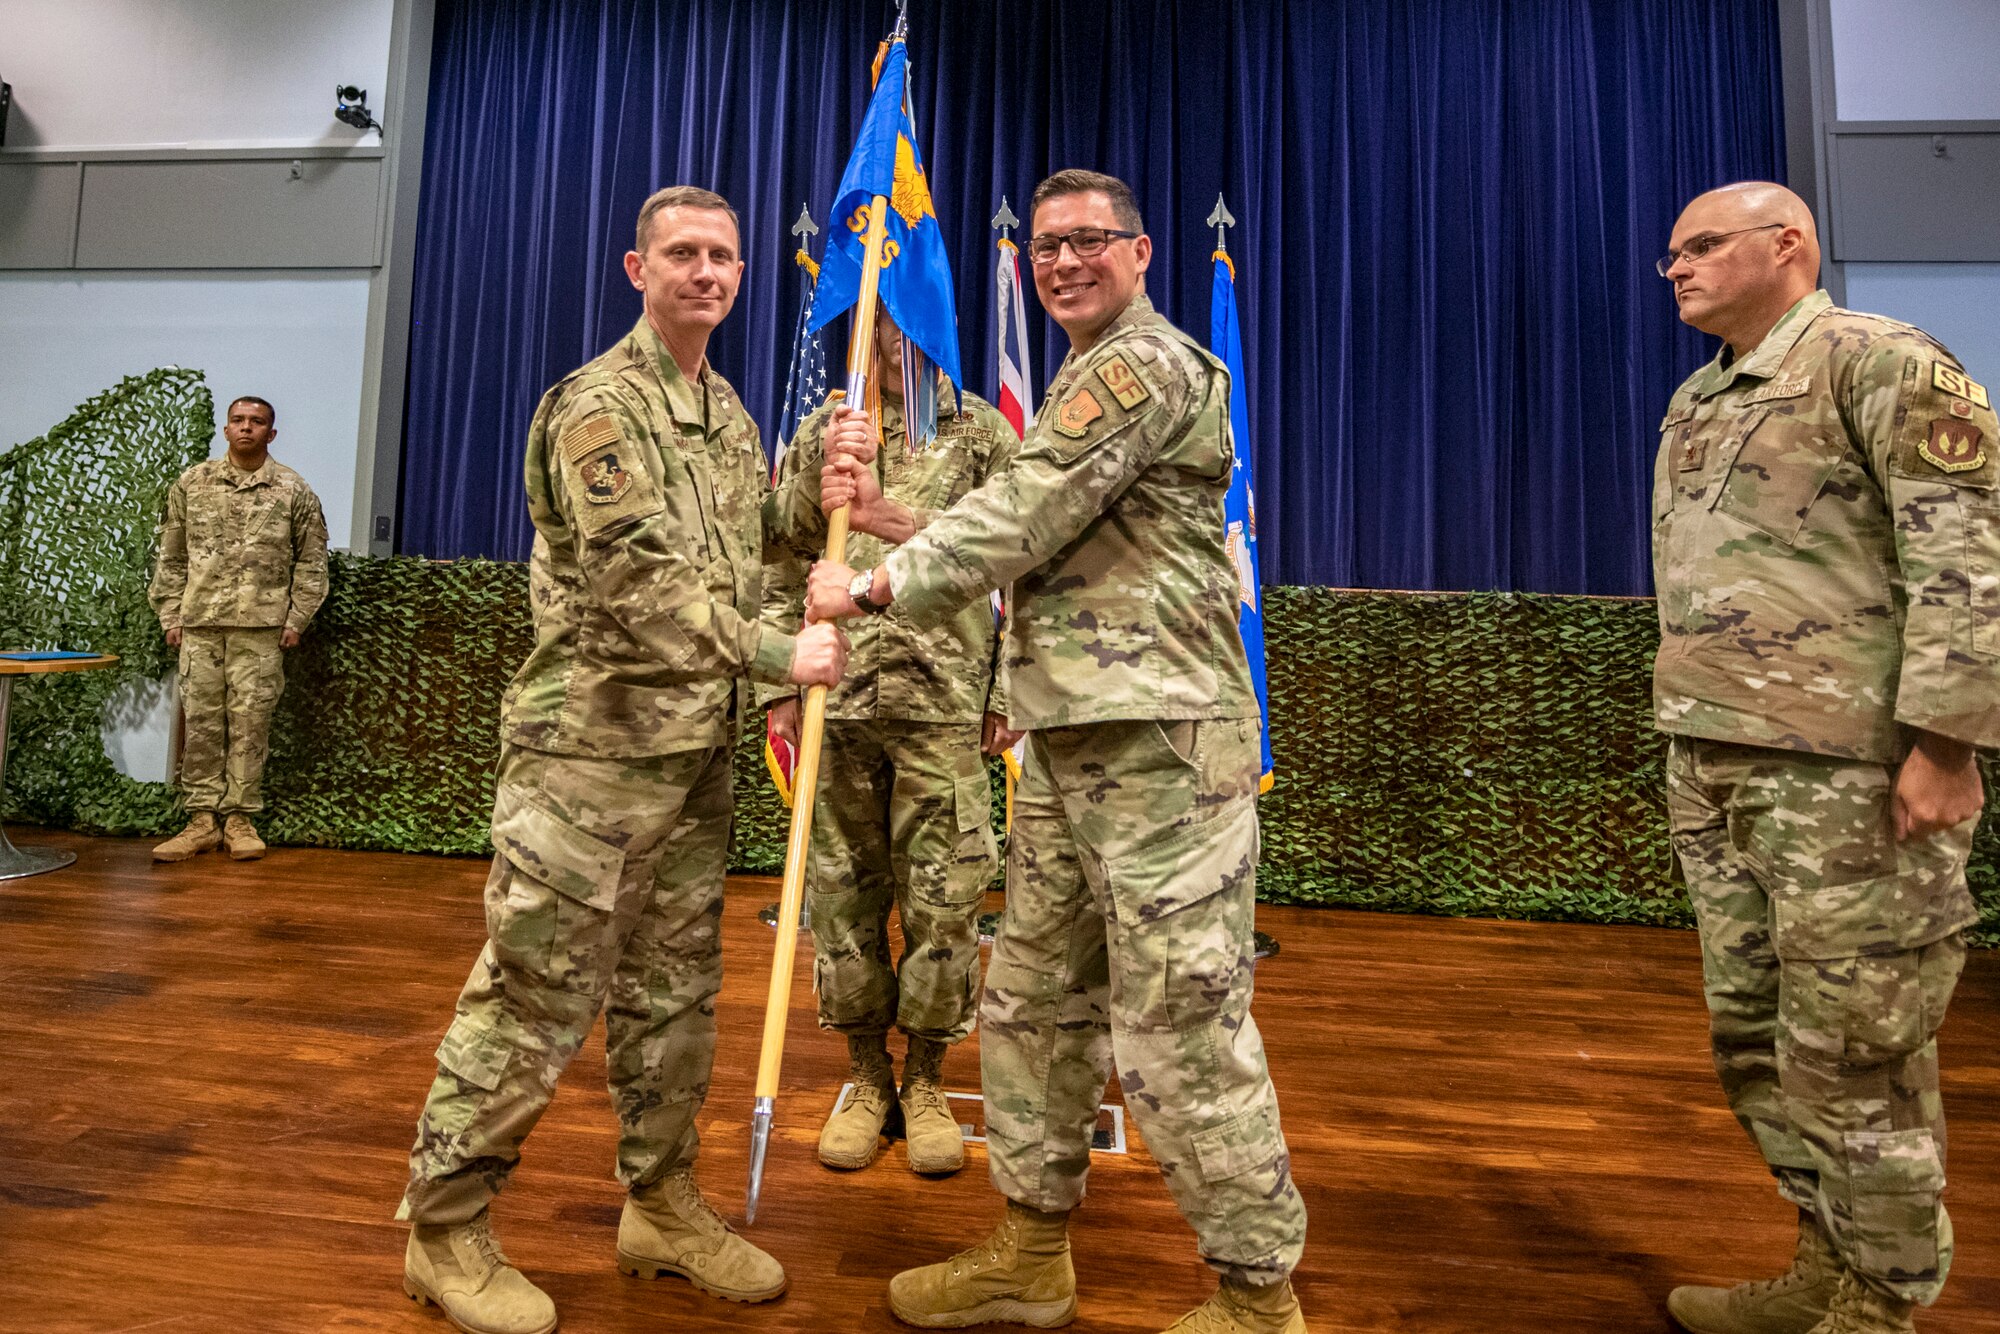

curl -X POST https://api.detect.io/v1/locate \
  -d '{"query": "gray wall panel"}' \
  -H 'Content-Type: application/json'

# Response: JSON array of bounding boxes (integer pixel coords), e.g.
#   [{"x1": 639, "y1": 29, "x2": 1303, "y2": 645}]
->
[
  {"x1": 74, "y1": 158, "x2": 381, "y2": 269},
  {"x1": 1831, "y1": 132, "x2": 2000, "y2": 262},
  {"x1": 0, "y1": 163, "x2": 82, "y2": 268}
]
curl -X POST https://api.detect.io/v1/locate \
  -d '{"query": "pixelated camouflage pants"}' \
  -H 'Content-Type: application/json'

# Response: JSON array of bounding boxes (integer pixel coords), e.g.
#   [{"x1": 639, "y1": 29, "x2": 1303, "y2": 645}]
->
[
  {"x1": 808, "y1": 718, "x2": 997, "y2": 1042},
  {"x1": 982, "y1": 716, "x2": 1305, "y2": 1285},
  {"x1": 176, "y1": 626, "x2": 283, "y2": 814},
  {"x1": 399, "y1": 741, "x2": 732, "y2": 1226},
  {"x1": 1667, "y1": 737, "x2": 1977, "y2": 1306}
]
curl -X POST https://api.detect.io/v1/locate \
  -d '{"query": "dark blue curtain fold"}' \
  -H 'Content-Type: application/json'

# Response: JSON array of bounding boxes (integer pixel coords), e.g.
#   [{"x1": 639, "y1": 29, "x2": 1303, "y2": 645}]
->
[{"x1": 400, "y1": 0, "x2": 1784, "y2": 595}]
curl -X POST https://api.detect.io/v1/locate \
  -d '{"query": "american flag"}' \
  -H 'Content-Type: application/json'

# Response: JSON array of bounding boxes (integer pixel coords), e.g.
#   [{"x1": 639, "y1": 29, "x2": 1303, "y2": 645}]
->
[
  {"x1": 766, "y1": 251, "x2": 827, "y2": 808},
  {"x1": 773, "y1": 266, "x2": 828, "y2": 481}
]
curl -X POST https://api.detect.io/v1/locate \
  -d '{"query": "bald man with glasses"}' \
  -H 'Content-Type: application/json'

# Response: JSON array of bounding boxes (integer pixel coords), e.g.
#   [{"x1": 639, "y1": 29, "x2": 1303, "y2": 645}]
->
[{"x1": 1651, "y1": 181, "x2": 1999, "y2": 1334}]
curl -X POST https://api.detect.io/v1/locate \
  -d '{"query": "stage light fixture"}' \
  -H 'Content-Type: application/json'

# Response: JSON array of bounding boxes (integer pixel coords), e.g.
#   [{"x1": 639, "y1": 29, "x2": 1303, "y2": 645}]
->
[{"x1": 334, "y1": 85, "x2": 383, "y2": 135}]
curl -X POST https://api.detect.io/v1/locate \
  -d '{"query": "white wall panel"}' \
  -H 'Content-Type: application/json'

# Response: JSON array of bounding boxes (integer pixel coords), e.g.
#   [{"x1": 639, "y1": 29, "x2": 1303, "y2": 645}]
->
[
  {"x1": 0, "y1": 0, "x2": 394, "y2": 151},
  {"x1": 1843, "y1": 264, "x2": 2000, "y2": 391},
  {"x1": 0, "y1": 271, "x2": 370, "y2": 547},
  {"x1": 1829, "y1": 0, "x2": 2000, "y2": 122}
]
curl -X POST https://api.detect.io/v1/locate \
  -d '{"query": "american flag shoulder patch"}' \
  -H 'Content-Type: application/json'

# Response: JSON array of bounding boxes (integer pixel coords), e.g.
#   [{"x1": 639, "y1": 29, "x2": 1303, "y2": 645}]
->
[{"x1": 560, "y1": 413, "x2": 622, "y2": 462}]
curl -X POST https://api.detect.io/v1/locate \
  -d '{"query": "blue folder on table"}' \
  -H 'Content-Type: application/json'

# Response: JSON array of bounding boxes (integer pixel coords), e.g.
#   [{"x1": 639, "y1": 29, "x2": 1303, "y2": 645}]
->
[{"x1": 0, "y1": 651, "x2": 102, "y2": 661}]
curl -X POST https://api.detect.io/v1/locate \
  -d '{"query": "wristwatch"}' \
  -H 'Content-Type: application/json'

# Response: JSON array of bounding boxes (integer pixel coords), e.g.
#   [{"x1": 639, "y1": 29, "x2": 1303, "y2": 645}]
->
[{"x1": 848, "y1": 567, "x2": 888, "y2": 615}]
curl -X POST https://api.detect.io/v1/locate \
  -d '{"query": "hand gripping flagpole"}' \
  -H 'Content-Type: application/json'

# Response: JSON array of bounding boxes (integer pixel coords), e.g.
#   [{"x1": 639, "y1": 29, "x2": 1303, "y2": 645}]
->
[{"x1": 747, "y1": 183, "x2": 895, "y2": 1226}]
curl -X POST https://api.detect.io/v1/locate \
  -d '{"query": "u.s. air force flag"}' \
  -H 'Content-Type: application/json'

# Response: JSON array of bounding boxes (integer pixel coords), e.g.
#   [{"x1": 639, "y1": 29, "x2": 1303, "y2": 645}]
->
[
  {"x1": 1211, "y1": 249, "x2": 1274, "y2": 791},
  {"x1": 807, "y1": 40, "x2": 963, "y2": 395}
]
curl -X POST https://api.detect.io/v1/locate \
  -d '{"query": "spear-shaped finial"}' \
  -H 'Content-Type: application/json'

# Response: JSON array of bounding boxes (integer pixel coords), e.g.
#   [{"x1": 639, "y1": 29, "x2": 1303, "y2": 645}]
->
[
  {"x1": 1207, "y1": 193, "x2": 1237, "y2": 254},
  {"x1": 893, "y1": 0, "x2": 909, "y2": 40},
  {"x1": 991, "y1": 197, "x2": 1020, "y2": 241},
  {"x1": 791, "y1": 203, "x2": 819, "y2": 244}
]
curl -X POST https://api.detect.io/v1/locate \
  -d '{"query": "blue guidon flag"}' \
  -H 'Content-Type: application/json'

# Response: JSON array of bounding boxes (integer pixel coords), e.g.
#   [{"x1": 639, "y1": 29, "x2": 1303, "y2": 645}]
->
[{"x1": 808, "y1": 39, "x2": 962, "y2": 398}]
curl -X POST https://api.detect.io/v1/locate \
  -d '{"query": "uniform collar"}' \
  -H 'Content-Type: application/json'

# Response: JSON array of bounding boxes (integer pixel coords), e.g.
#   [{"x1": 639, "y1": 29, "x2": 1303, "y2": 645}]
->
[
  {"x1": 1691, "y1": 290, "x2": 1830, "y2": 398},
  {"x1": 222, "y1": 455, "x2": 278, "y2": 488},
  {"x1": 1054, "y1": 293, "x2": 1156, "y2": 386},
  {"x1": 628, "y1": 317, "x2": 724, "y2": 439},
  {"x1": 1096, "y1": 292, "x2": 1156, "y2": 347}
]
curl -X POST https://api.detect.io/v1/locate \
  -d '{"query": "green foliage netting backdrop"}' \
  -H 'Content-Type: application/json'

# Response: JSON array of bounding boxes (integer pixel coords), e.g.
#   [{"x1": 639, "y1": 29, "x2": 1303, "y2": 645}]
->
[
  {"x1": 0, "y1": 370, "x2": 211, "y2": 833},
  {"x1": 4, "y1": 372, "x2": 1997, "y2": 944}
]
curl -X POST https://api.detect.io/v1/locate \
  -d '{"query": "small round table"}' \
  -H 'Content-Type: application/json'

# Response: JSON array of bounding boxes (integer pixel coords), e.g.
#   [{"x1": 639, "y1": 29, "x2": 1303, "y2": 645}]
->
[{"x1": 0, "y1": 653, "x2": 120, "y2": 880}]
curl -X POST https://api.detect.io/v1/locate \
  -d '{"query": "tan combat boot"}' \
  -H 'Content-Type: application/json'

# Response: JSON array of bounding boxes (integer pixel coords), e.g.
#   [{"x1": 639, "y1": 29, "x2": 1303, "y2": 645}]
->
[
  {"x1": 901, "y1": 1034, "x2": 965, "y2": 1175},
  {"x1": 887, "y1": 1200, "x2": 1077, "y2": 1328},
  {"x1": 1159, "y1": 1278, "x2": 1308, "y2": 1333},
  {"x1": 403, "y1": 1213, "x2": 557, "y2": 1334},
  {"x1": 152, "y1": 812, "x2": 221, "y2": 862},
  {"x1": 617, "y1": 1167, "x2": 786, "y2": 1303},
  {"x1": 1669, "y1": 1210, "x2": 1841, "y2": 1334},
  {"x1": 820, "y1": 1032, "x2": 896, "y2": 1169},
  {"x1": 222, "y1": 814, "x2": 266, "y2": 861},
  {"x1": 1804, "y1": 1271, "x2": 1916, "y2": 1334}
]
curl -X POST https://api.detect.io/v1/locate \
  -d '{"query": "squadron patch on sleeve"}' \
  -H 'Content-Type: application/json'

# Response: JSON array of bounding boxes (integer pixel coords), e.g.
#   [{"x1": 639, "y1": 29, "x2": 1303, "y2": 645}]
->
[
  {"x1": 1054, "y1": 387, "x2": 1105, "y2": 438},
  {"x1": 1095, "y1": 354, "x2": 1152, "y2": 410},
  {"x1": 1934, "y1": 362, "x2": 1991, "y2": 411},
  {"x1": 578, "y1": 448, "x2": 634, "y2": 503},
  {"x1": 559, "y1": 413, "x2": 622, "y2": 462},
  {"x1": 1920, "y1": 419, "x2": 1986, "y2": 474}
]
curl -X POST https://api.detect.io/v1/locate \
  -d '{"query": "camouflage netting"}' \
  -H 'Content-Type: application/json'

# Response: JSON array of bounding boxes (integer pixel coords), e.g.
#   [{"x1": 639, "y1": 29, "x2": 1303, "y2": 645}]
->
[
  {"x1": 0, "y1": 370, "x2": 211, "y2": 833},
  {"x1": 3, "y1": 372, "x2": 1996, "y2": 944}
]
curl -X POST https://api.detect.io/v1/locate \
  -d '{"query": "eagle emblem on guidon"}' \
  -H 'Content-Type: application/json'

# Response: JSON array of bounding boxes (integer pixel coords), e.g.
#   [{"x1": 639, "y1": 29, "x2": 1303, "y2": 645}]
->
[
  {"x1": 581, "y1": 449, "x2": 633, "y2": 503},
  {"x1": 892, "y1": 135, "x2": 935, "y2": 228},
  {"x1": 1921, "y1": 419, "x2": 1986, "y2": 474}
]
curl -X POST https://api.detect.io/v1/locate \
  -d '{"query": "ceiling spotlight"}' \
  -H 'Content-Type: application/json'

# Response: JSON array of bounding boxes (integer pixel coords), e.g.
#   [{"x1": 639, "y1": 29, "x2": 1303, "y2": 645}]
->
[{"x1": 335, "y1": 85, "x2": 383, "y2": 135}]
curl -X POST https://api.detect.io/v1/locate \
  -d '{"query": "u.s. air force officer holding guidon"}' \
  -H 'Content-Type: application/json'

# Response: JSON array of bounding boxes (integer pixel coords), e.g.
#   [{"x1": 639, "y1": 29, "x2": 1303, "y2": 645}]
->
[
  {"x1": 1652, "y1": 181, "x2": 2000, "y2": 1334},
  {"x1": 809, "y1": 169, "x2": 1308, "y2": 1334},
  {"x1": 397, "y1": 186, "x2": 847, "y2": 1334}
]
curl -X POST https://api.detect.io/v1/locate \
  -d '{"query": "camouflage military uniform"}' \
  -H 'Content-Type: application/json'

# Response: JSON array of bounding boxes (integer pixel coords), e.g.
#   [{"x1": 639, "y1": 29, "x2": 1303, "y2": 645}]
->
[
  {"x1": 401, "y1": 317, "x2": 796, "y2": 1226},
  {"x1": 1652, "y1": 289, "x2": 2000, "y2": 1306},
  {"x1": 763, "y1": 389, "x2": 1017, "y2": 1042},
  {"x1": 879, "y1": 295, "x2": 1306, "y2": 1285},
  {"x1": 147, "y1": 457, "x2": 328, "y2": 814}
]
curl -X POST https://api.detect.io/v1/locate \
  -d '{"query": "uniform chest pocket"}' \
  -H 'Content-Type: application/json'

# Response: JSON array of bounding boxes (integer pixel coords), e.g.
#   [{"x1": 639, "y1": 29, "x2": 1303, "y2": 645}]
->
[
  {"x1": 1714, "y1": 409, "x2": 1845, "y2": 547},
  {"x1": 187, "y1": 488, "x2": 233, "y2": 546}
]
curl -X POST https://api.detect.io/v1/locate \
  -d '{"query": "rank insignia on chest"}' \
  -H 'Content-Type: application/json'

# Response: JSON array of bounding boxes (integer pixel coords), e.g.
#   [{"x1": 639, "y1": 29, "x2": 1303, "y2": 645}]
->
[
  {"x1": 1095, "y1": 355, "x2": 1151, "y2": 410},
  {"x1": 1675, "y1": 427, "x2": 1705, "y2": 472},
  {"x1": 1054, "y1": 387, "x2": 1104, "y2": 438},
  {"x1": 1933, "y1": 362, "x2": 1991, "y2": 411},
  {"x1": 1920, "y1": 419, "x2": 1986, "y2": 474},
  {"x1": 580, "y1": 449, "x2": 634, "y2": 503}
]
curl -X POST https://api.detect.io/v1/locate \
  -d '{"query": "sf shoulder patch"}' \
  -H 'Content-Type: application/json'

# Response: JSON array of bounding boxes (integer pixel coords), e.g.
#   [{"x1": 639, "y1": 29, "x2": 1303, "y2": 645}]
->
[
  {"x1": 1920, "y1": 418, "x2": 1986, "y2": 473},
  {"x1": 1095, "y1": 354, "x2": 1152, "y2": 410},
  {"x1": 1934, "y1": 362, "x2": 1991, "y2": 411},
  {"x1": 1054, "y1": 387, "x2": 1104, "y2": 438}
]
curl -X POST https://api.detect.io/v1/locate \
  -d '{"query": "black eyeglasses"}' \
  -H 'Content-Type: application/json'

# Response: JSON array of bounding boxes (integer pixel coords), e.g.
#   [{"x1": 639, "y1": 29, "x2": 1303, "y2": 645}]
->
[
  {"x1": 1655, "y1": 223, "x2": 1782, "y2": 277},
  {"x1": 1027, "y1": 227, "x2": 1139, "y2": 264}
]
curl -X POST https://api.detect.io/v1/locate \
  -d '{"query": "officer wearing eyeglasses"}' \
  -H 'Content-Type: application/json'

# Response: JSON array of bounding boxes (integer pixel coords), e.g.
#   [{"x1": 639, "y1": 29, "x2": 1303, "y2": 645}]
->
[
  {"x1": 1651, "y1": 181, "x2": 1999, "y2": 1334},
  {"x1": 806, "y1": 168, "x2": 1308, "y2": 1334}
]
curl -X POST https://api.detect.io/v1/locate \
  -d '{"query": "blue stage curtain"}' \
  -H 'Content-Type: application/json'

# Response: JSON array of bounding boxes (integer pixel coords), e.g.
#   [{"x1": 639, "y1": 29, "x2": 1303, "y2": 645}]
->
[{"x1": 400, "y1": 0, "x2": 1783, "y2": 595}]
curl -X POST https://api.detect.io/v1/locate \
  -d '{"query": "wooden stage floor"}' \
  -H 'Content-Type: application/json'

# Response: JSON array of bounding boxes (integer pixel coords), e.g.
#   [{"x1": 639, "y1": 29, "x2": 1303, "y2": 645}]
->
[{"x1": 0, "y1": 829, "x2": 1995, "y2": 1334}]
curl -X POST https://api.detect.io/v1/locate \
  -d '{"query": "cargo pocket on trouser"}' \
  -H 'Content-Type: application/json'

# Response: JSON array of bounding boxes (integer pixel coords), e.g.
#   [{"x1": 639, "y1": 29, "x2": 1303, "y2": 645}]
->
[
  {"x1": 1101, "y1": 800, "x2": 1297, "y2": 1271},
  {"x1": 487, "y1": 782, "x2": 626, "y2": 997},
  {"x1": 1189, "y1": 1102, "x2": 1302, "y2": 1270},
  {"x1": 896, "y1": 768, "x2": 994, "y2": 1039},
  {"x1": 1843, "y1": 1127, "x2": 1949, "y2": 1294}
]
